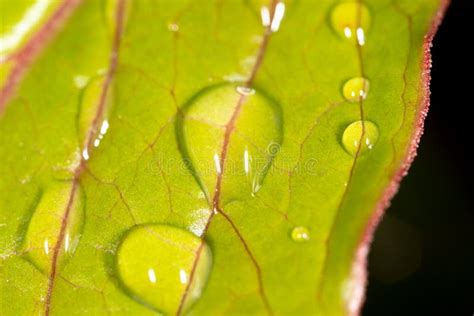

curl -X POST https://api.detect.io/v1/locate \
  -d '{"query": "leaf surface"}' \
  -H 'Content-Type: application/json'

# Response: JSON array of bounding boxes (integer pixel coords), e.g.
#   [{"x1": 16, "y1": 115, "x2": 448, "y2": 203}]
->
[{"x1": 0, "y1": 0, "x2": 447, "y2": 315}]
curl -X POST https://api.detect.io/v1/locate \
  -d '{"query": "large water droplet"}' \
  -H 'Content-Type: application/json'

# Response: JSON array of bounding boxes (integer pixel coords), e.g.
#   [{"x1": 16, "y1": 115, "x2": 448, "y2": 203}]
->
[
  {"x1": 330, "y1": 2, "x2": 370, "y2": 45},
  {"x1": 23, "y1": 182, "x2": 84, "y2": 273},
  {"x1": 291, "y1": 226, "x2": 310, "y2": 242},
  {"x1": 116, "y1": 224, "x2": 212, "y2": 314},
  {"x1": 342, "y1": 120, "x2": 379, "y2": 156},
  {"x1": 343, "y1": 77, "x2": 369, "y2": 102},
  {"x1": 176, "y1": 83, "x2": 282, "y2": 200}
]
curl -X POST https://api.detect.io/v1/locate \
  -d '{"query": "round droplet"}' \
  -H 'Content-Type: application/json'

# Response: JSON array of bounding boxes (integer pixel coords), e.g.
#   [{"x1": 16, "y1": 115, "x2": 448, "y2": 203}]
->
[
  {"x1": 23, "y1": 182, "x2": 84, "y2": 273},
  {"x1": 342, "y1": 120, "x2": 379, "y2": 156},
  {"x1": 291, "y1": 226, "x2": 310, "y2": 242},
  {"x1": 168, "y1": 23, "x2": 179, "y2": 32},
  {"x1": 235, "y1": 85, "x2": 255, "y2": 96},
  {"x1": 343, "y1": 77, "x2": 369, "y2": 102},
  {"x1": 116, "y1": 224, "x2": 212, "y2": 314},
  {"x1": 330, "y1": 2, "x2": 370, "y2": 45}
]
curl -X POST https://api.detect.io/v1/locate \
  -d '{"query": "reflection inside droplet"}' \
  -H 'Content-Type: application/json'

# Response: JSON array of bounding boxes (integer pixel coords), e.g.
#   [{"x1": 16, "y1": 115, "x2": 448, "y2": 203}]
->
[
  {"x1": 342, "y1": 77, "x2": 370, "y2": 102},
  {"x1": 291, "y1": 226, "x2": 310, "y2": 242}
]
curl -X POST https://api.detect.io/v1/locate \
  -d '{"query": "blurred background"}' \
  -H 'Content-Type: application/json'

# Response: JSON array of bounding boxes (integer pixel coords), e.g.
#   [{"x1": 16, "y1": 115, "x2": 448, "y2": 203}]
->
[{"x1": 364, "y1": 0, "x2": 474, "y2": 315}]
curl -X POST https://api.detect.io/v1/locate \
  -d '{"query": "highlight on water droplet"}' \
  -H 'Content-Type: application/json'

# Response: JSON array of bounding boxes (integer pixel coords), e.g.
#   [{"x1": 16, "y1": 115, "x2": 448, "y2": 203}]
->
[
  {"x1": 22, "y1": 182, "x2": 84, "y2": 273},
  {"x1": 116, "y1": 224, "x2": 212, "y2": 314},
  {"x1": 342, "y1": 77, "x2": 370, "y2": 102},
  {"x1": 330, "y1": 2, "x2": 370, "y2": 45},
  {"x1": 78, "y1": 75, "x2": 113, "y2": 154},
  {"x1": 270, "y1": 2, "x2": 285, "y2": 32},
  {"x1": 236, "y1": 85, "x2": 255, "y2": 96},
  {"x1": 342, "y1": 120, "x2": 379, "y2": 156},
  {"x1": 291, "y1": 226, "x2": 310, "y2": 242}
]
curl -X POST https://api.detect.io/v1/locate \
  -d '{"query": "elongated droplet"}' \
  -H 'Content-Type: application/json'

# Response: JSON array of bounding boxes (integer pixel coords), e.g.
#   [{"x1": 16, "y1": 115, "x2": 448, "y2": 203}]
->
[
  {"x1": 291, "y1": 226, "x2": 310, "y2": 242},
  {"x1": 78, "y1": 76, "x2": 112, "y2": 146},
  {"x1": 343, "y1": 77, "x2": 369, "y2": 102},
  {"x1": 116, "y1": 224, "x2": 212, "y2": 314},
  {"x1": 342, "y1": 120, "x2": 379, "y2": 156},
  {"x1": 330, "y1": 2, "x2": 370, "y2": 45},
  {"x1": 23, "y1": 182, "x2": 84, "y2": 273}
]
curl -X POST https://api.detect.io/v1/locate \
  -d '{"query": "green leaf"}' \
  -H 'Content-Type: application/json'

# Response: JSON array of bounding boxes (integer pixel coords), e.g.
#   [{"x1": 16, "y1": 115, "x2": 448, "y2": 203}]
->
[{"x1": 0, "y1": 0, "x2": 447, "y2": 315}]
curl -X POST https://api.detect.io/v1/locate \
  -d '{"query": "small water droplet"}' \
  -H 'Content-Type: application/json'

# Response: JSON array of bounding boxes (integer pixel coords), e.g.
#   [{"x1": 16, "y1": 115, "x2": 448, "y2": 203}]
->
[
  {"x1": 330, "y1": 2, "x2": 370, "y2": 45},
  {"x1": 116, "y1": 224, "x2": 212, "y2": 314},
  {"x1": 23, "y1": 182, "x2": 84, "y2": 273},
  {"x1": 235, "y1": 86, "x2": 255, "y2": 96},
  {"x1": 291, "y1": 226, "x2": 310, "y2": 242},
  {"x1": 343, "y1": 77, "x2": 370, "y2": 102},
  {"x1": 342, "y1": 120, "x2": 379, "y2": 156},
  {"x1": 168, "y1": 23, "x2": 179, "y2": 32}
]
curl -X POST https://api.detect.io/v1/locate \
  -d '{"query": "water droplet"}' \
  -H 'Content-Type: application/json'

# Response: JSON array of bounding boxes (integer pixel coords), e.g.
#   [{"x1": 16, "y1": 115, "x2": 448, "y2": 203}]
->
[
  {"x1": 116, "y1": 224, "x2": 212, "y2": 314},
  {"x1": 342, "y1": 120, "x2": 379, "y2": 156},
  {"x1": 78, "y1": 76, "x2": 112, "y2": 150},
  {"x1": 343, "y1": 77, "x2": 370, "y2": 102},
  {"x1": 330, "y1": 2, "x2": 370, "y2": 45},
  {"x1": 291, "y1": 226, "x2": 310, "y2": 242},
  {"x1": 23, "y1": 182, "x2": 84, "y2": 273},
  {"x1": 235, "y1": 86, "x2": 255, "y2": 96},
  {"x1": 168, "y1": 23, "x2": 179, "y2": 32},
  {"x1": 176, "y1": 83, "x2": 282, "y2": 199}
]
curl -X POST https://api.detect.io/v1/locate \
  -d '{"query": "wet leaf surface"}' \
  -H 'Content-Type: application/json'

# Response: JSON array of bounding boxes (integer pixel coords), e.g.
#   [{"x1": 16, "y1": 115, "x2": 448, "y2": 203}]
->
[{"x1": 0, "y1": 0, "x2": 446, "y2": 315}]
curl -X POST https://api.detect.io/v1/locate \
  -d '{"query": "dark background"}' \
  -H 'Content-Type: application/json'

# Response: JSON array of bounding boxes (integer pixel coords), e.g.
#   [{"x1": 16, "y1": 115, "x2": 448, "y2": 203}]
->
[{"x1": 364, "y1": 0, "x2": 474, "y2": 315}]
